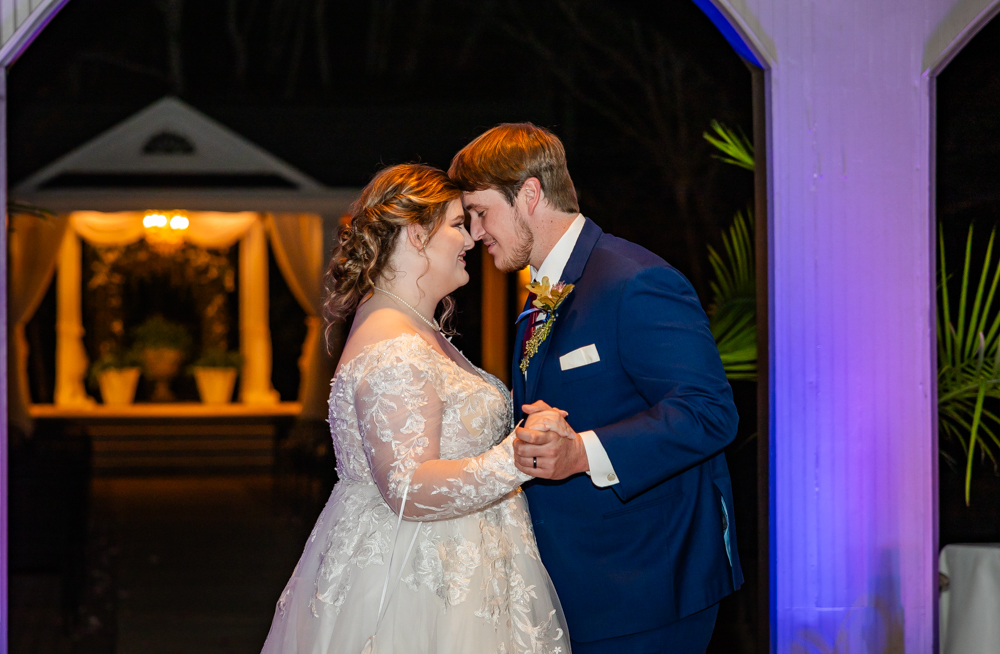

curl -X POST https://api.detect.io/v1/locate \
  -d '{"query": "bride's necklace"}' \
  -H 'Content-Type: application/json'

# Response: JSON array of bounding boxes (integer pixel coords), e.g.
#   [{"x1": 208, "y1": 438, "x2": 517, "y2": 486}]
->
[{"x1": 373, "y1": 287, "x2": 441, "y2": 332}]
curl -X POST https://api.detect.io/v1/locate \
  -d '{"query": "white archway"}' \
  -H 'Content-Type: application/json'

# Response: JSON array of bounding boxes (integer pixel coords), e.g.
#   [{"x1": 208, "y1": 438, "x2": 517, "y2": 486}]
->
[{"x1": 5, "y1": 1, "x2": 1000, "y2": 652}]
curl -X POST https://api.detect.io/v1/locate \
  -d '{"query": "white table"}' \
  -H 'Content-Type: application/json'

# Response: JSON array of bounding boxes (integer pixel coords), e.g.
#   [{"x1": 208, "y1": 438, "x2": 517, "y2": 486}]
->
[{"x1": 940, "y1": 544, "x2": 1000, "y2": 653}]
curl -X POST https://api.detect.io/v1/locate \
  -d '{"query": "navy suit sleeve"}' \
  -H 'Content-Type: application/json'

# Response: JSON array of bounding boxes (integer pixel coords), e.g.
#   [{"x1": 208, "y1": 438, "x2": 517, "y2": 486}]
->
[{"x1": 594, "y1": 265, "x2": 739, "y2": 501}]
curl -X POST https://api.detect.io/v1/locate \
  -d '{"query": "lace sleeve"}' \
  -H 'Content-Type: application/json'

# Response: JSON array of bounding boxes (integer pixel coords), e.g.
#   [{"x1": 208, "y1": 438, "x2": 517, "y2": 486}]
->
[{"x1": 356, "y1": 354, "x2": 530, "y2": 522}]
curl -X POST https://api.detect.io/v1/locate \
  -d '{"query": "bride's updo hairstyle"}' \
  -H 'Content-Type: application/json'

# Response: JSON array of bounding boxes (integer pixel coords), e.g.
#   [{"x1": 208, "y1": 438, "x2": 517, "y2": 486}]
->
[{"x1": 324, "y1": 163, "x2": 462, "y2": 340}]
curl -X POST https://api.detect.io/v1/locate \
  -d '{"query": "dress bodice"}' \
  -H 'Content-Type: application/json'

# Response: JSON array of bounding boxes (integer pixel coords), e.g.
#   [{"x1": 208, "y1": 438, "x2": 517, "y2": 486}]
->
[{"x1": 328, "y1": 334, "x2": 521, "y2": 520}]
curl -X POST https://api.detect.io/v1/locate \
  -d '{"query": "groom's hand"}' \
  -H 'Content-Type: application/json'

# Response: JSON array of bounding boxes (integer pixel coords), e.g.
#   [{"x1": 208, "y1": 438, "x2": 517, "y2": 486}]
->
[
  {"x1": 522, "y1": 403, "x2": 575, "y2": 439},
  {"x1": 514, "y1": 408, "x2": 589, "y2": 480}
]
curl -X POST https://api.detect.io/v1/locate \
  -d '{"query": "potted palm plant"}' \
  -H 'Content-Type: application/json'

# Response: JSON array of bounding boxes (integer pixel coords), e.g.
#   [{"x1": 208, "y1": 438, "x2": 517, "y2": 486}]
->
[
  {"x1": 938, "y1": 224, "x2": 1000, "y2": 505},
  {"x1": 703, "y1": 120, "x2": 758, "y2": 382},
  {"x1": 132, "y1": 316, "x2": 191, "y2": 402},
  {"x1": 190, "y1": 348, "x2": 242, "y2": 404},
  {"x1": 89, "y1": 350, "x2": 142, "y2": 406}
]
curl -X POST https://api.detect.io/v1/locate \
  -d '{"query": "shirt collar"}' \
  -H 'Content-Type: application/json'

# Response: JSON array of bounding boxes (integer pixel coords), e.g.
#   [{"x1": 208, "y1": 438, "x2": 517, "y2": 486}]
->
[{"x1": 530, "y1": 214, "x2": 586, "y2": 284}]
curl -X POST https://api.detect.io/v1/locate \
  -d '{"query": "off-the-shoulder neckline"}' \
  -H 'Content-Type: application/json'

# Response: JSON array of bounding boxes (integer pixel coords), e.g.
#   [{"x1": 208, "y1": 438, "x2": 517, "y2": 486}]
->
[{"x1": 335, "y1": 332, "x2": 490, "y2": 386}]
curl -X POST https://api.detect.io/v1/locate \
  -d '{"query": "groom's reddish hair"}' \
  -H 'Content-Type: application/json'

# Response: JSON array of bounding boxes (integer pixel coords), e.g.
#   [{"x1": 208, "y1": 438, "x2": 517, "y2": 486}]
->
[{"x1": 448, "y1": 123, "x2": 579, "y2": 214}]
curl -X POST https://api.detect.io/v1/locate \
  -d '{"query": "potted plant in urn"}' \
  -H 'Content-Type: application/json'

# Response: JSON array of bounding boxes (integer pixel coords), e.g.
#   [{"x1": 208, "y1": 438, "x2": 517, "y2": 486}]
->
[
  {"x1": 88, "y1": 350, "x2": 142, "y2": 406},
  {"x1": 132, "y1": 316, "x2": 191, "y2": 402},
  {"x1": 190, "y1": 349, "x2": 242, "y2": 405}
]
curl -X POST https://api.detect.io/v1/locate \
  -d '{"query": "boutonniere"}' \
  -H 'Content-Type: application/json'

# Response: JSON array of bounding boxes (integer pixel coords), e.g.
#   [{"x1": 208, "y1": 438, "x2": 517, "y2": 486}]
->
[{"x1": 519, "y1": 276, "x2": 575, "y2": 374}]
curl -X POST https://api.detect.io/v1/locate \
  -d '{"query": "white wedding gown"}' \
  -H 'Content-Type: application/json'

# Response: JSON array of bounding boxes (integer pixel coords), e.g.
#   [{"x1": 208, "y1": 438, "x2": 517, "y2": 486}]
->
[{"x1": 261, "y1": 333, "x2": 570, "y2": 654}]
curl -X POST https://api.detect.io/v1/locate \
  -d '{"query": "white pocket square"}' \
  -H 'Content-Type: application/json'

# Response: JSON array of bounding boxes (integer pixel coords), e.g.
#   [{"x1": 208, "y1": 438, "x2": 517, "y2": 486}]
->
[{"x1": 560, "y1": 344, "x2": 600, "y2": 371}]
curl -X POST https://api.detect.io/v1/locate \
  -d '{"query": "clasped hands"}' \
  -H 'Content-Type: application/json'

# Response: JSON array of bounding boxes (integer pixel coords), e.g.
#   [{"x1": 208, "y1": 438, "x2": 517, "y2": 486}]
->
[{"x1": 513, "y1": 400, "x2": 590, "y2": 480}]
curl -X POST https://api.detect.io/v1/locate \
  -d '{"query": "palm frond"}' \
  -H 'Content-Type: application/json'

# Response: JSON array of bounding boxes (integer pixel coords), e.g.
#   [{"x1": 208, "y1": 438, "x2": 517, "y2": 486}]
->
[
  {"x1": 708, "y1": 209, "x2": 756, "y2": 381},
  {"x1": 703, "y1": 120, "x2": 754, "y2": 171},
  {"x1": 938, "y1": 223, "x2": 1000, "y2": 505}
]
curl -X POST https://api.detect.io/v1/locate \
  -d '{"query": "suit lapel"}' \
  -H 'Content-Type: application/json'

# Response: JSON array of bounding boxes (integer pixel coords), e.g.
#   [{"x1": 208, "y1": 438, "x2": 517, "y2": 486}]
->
[
  {"x1": 523, "y1": 217, "x2": 603, "y2": 403},
  {"x1": 511, "y1": 294, "x2": 531, "y2": 416}
]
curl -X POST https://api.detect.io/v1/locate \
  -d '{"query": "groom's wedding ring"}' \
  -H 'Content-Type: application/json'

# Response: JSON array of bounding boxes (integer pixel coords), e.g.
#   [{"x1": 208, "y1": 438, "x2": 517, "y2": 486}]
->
[{"x1": 533, "y1": 457, "x2": 537, "y2": 469}]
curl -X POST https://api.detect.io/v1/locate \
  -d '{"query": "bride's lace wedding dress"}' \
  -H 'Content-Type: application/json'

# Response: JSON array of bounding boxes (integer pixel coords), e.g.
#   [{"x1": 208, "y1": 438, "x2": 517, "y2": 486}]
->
[{"x1": 261, "y1": 333, "x2": 569, "y2": 654}]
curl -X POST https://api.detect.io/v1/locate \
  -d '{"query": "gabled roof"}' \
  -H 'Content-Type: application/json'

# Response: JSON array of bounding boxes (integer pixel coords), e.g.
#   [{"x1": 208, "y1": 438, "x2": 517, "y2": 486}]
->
[{"x1": 14, "y1": 97, "x2": 357, "y2": 214}]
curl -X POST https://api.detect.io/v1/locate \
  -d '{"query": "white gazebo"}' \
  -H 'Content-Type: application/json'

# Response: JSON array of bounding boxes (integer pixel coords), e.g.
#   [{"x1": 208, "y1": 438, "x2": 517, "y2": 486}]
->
[{"x1": 9, "y1": 97, "x2": 358, "y2": 430}]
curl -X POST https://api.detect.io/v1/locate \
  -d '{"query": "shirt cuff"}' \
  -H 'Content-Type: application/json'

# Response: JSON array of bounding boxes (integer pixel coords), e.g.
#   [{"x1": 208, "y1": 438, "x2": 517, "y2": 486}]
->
[{"x1": 579, "y1": 430, "x2": 619, "y2": 487}]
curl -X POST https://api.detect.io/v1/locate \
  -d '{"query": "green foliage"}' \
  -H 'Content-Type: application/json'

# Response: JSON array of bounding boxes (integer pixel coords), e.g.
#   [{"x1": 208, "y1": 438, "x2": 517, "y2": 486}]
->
[
  {"x1": 191, "y1": 348, "x2": 243, "y2": 369},
  {"x1": 703, "y1": 120, "x2": 1000, "y2": 506},
  {"x1": 131, "y1": 315, "x2": 192, "y2": 352},
  {"x1": 937, "y1": 224, "x2": 1000, "y2": 505},
  {"x1": 704, "y1": 120, "x2": 757, "y2": 382},
  {"x1": 703, "y1": 120, "x2": 754, "y2": 171},
  {"x1": 88, "y1": 241, "x2": 235, "y2": 357},
  {"x1": 87, "y1": 350, "x2": 142, "y2": 390},
  {"x1": 708, "y1": 210, "x2": 757, "y2": 381}
]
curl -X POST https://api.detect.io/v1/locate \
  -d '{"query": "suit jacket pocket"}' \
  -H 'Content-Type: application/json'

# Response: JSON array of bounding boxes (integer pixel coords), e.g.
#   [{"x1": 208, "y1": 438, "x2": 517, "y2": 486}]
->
[
  {"x1": 602, "y1": 490, "x2": 682, "y2": 519},
  {"x1": 559, "y1": 356, "x2": 607, "y2": 384}
]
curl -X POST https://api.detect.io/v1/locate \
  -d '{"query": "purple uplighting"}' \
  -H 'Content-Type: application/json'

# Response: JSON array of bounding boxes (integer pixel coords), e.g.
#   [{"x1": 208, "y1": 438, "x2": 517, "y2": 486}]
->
[{"x1": 710, "y1": 0, "x2": 1000, "y2": 650}]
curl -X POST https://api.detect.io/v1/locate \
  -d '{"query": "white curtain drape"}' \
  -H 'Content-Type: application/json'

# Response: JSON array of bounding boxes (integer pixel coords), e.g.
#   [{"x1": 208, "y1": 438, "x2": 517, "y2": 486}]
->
[
  {"x1": 52, "y1": 211, "x2": 279, "y2": 406},
  {"x1": 71, "y1": 211, "x2": 258, "y2": 247},
  {"x1": 264, "y1": 213, "x2": 331, "y2": 419},
  {"x1": 8, "y1": 213, "x2": 70, "y2": 432}
]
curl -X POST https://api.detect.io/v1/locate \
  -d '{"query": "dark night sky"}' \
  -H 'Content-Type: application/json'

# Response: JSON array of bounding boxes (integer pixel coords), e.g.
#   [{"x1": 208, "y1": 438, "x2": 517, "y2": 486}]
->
[
  {"x1": 937, "y1": 14, "x2": 1000, "y2": 250},
  {"x1": 11, "y1": 0, "x2": 998, "y2": 387},
  {"x1": 10, "y1": 0, "x2": 757, "y2": 377},
  {"x1": 8, "y1": 0, "x2": 755, "y2": 283},
  {"x1": 11, "y1": 1, "x2": 998, "y2": 290}
]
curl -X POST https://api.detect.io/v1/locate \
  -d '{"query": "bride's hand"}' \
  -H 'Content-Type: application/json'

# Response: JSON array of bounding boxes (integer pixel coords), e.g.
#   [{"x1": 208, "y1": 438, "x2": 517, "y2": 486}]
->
[{"x1": 522, "y1": 400, "x2": 574, "y2": 439}]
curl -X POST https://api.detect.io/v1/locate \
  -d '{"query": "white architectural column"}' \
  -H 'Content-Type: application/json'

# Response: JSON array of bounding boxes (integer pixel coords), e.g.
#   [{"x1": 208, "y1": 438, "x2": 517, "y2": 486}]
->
[
  {"x1": 713, "y1": 1, "x2": 999, "y2": 651},
  {"x1": 239, "y1": 217, "x2": 279, "y2": 404},
  {"x1": 53, "y1": 230, "x2": 94, "y2": 407}
]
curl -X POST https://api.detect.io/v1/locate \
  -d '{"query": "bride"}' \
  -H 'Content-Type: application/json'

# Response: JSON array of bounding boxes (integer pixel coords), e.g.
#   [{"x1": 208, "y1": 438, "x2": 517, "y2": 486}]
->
[{"x1": 260, "y1": 163, "x2": 570, "y2": 653}]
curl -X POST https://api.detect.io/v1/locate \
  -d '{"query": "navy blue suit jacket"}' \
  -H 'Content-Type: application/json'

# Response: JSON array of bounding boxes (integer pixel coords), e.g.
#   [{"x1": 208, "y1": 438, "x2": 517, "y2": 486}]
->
[{"x1": 513, "y1": 218, "x2": 743, "y2": 642}]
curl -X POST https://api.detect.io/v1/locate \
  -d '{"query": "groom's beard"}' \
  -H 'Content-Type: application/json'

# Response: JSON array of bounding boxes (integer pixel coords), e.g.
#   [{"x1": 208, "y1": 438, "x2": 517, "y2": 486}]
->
[{"x1": 497, "y1": 207, "x2": 533, "y2": 273}]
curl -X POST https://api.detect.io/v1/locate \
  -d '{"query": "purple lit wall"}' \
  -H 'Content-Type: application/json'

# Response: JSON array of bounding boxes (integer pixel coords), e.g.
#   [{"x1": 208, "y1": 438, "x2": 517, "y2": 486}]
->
[{"x1": 714, "y1": 0, "x2": 1000, "y2": 651}]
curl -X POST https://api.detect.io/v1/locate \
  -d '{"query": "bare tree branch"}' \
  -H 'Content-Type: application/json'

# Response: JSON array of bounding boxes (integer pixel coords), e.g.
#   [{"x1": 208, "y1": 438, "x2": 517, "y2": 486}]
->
[
  {"x1": 155, "y1": 0, "x2": 185, "y2": 95},
  {"x1": 496, "y1": 0, "x2": 727, "y2": 289},
  {"x1": 314, "y1": 0, "x2": 332, "y2": 89}
]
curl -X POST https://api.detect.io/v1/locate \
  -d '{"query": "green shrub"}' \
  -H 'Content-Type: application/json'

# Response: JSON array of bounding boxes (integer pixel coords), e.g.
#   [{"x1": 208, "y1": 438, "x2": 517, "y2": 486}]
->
[{"x1": 131, "y1": 315, "x2": 192, "y2": 352}]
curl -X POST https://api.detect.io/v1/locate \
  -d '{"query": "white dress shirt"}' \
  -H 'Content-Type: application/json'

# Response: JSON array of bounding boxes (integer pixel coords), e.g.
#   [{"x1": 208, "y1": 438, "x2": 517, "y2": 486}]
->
[{"x1": 525, "y1": 215, "x2": 620, "y2": 488}]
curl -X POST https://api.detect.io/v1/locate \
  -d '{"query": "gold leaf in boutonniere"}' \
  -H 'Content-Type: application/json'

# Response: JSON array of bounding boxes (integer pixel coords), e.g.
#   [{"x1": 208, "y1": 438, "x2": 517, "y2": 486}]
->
[{"x1": 520, "y1": 277, "x2": 575, "y2": 374}]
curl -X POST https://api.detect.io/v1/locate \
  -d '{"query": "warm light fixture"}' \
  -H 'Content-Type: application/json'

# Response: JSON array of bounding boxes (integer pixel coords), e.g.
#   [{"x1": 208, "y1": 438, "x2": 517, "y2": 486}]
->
[
  {"x1": 143, "y1": 211, "x2": 189, "y2": 252},
  {"x1": 143, "y1": 213, "x2": 168, "y2": 228}
]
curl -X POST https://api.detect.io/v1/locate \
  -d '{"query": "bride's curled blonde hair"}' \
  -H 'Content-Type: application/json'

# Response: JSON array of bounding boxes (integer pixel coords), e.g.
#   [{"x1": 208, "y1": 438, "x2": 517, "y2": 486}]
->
[{"x1": 324, "y1": 163, "x2": 462, "y2": 341}]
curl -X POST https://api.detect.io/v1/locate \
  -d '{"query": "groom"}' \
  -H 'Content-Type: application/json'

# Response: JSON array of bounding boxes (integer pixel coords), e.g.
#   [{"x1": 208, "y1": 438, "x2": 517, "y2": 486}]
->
[{"x1": 449, "y1": 123, "x2": 743, "y2": 653}]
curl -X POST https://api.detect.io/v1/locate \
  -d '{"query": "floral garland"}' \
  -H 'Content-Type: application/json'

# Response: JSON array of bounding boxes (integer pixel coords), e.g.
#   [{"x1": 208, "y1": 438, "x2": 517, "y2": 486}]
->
[{"x1": 519, "y1": 276, "x2": 575, "y2": 374}]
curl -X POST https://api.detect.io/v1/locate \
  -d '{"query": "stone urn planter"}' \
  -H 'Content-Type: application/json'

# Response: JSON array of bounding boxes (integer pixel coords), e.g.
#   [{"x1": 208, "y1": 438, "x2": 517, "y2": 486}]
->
[
  {"x1": 97, "y1": 367, "x2": 141, "y2": 406},
  {"x1": 192, "y1": 367, "x2": 238, "y2": 404},
  {"x1": 132, "y1": 316, "x2": 191, "y2": 403},
  {"x1": 142, "y1": 347, "x2": 185, "y2": 402}
]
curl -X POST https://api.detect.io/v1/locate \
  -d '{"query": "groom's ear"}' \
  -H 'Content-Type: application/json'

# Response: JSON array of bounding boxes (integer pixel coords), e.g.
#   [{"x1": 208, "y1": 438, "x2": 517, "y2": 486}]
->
[{"x1": 520, "y1": 177, "x2": 543, "y2": 216}]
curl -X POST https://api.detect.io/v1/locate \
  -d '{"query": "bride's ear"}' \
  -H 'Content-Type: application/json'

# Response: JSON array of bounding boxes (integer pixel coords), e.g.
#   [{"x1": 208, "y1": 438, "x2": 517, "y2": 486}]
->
[{"x1": 405, "y1": 223, "x2": 429, "y2": 251}]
